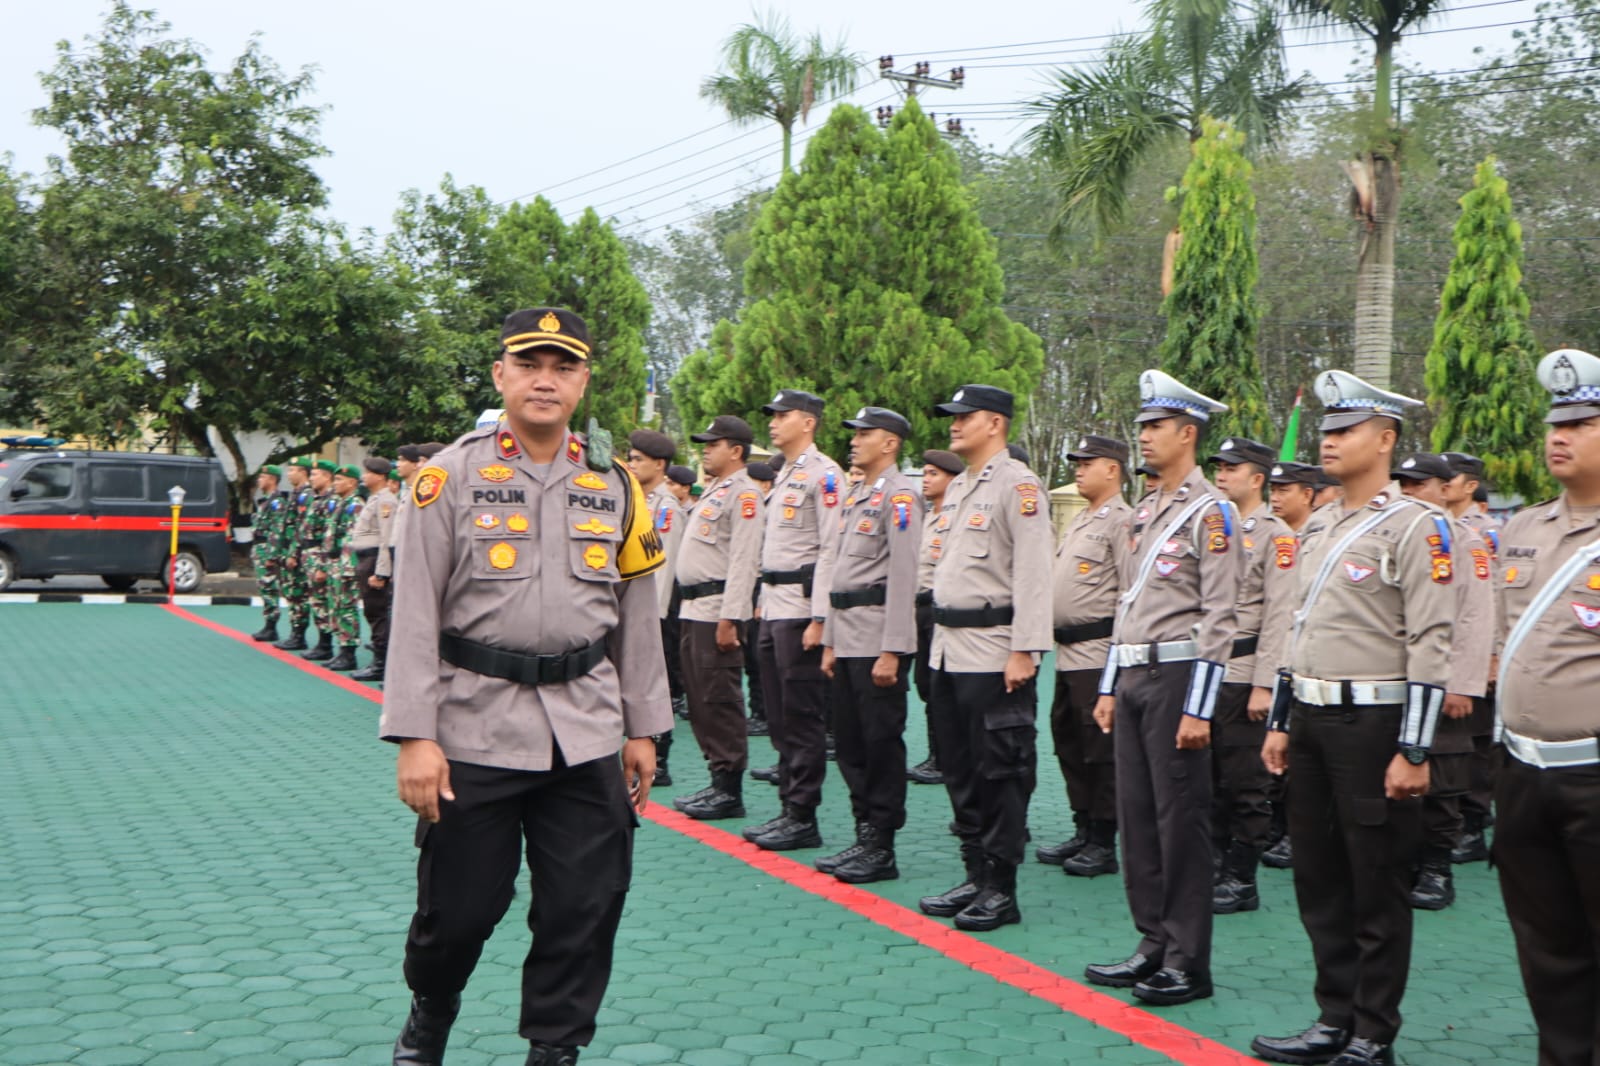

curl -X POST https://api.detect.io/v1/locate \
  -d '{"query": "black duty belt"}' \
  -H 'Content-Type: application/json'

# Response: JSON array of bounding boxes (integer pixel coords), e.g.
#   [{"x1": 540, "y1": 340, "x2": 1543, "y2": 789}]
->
[
  {"x1": 915, "y1": 589, "x2": 934, "y2": 608},
  {"x1": 1231, "y1": 635, "x2": 1260, "y2": 659},
  {"x1": 353, "y1": 546, "x2": 379, "y2": 561},
  {"x1": 760, "y1": 564, "x2": 816, "y2": 595},
  {"x1": 933, "y1": 603, "x2": 1015, "y2": 628},
  {"x1": 677, "y1": 579, "x2": 727, "y2": 600},
  {"x1": 439, "y1": 632, "x2": 608, "y2": 686},
  {"x1": 1053, "y1": 617, "x2": 1114, "y2": 645},
  {"x1": 830, "y1": 585, "x2": 887, "y2": 610}
]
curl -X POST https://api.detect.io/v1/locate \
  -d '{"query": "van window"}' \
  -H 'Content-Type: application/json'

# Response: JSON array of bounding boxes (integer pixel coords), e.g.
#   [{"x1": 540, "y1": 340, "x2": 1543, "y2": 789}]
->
[
  {"x1": 92, "y1": 464, "x2": 146, "y2": 500},
  {"x1": 145, "y1": 465, "x2": 214, "y2": 504},
  {"x1": 18, "y1": 462, "x2": 75, "y2": 501}
]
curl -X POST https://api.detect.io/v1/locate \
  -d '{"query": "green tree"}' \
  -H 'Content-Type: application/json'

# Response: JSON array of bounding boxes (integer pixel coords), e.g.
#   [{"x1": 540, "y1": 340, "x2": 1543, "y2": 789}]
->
[
  {"x1": 675, "y1": 99, "x2": 1043, "y2": 460},
  {"x1": 700, "y1": 10, "x2": 860, "y2": 173},
  {"x1": 1024, "y1": 0, "x2": 1306, "y2": 237},
  {"x1": 1425, "y1": 157, "x2": 1549, "y2": 501},
  {"x1": 1158, "y1": 118, "x2": 1271, "y2": 443}
]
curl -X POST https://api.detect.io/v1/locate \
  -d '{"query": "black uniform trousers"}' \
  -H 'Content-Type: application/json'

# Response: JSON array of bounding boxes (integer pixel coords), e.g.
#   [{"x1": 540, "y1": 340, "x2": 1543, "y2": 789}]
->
[
  {"x1": 1420, "y1": 712, "x2": 1474, "y2": 863},
  {"x1": 913, "y1": 598, "x2": 938, "y2": 764},
  {"x1": 1460, "y1": 694, "x2": 1497, "y2": 826},
  {"x1": 1493, "y1": 753, "x2": 1600, "y2": 1066},
  {"x1": 1114, "y1": 665, "x2": 1214, "y2": 976},
  {"x1": 680, "y1": 620, "x2": 748, "y2": 773},
  {"x1": 403, "y1": 754, "x2": 634, "y2": 1048},
  {"x1": 831, "y1": 656, "x2": 910, "y2": 832},
  {"x1": 757, "y1": 617, "x2": 829, "y2": 812},
  {"x1": 354, "y1": 556, "x2": 392, "y2": 658},
  {"x1": 928, "y1": 667, "x2": 1037, "y2": 869},
  {"x1": 1287, "y1": 700, "x2": 1421, "y2": 1044},
  {"x1": 1049, "y1": 667, "x2": 1116, "y2": 823},
  {"x1": 1210, "y1": 682, "x2": 1272, "y2": 849},
  {"x1": 662, "y1": 588, "x2": 684, "y2": 701}
]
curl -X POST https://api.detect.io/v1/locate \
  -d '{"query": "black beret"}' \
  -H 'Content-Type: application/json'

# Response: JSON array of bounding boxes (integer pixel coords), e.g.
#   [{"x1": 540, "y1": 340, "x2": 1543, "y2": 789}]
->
[
  {"x1": 921, "y1": 449, "x2": 964, "y2": 476},
  {"x1": 628, "y1": 429, "x2": 677, "y2": 461},
  {"x1": 1007, "y1": 443, "x2": 1031, "y2": 464},
  {"x1": 418, "y1": 442, "x2": 448, "y2": 459},
  {"x1": 396, "y1": 444, "x2": 425, "y2": 463},
  {"x1": 746, "y1": 462, "x2": 777, "y2": 482},
  {"x1": 362, "y1": 457, "x2": 393, "y2": 477},
  {"x1": 666, "y1": 464, "x2": 697, "y2": 487}
]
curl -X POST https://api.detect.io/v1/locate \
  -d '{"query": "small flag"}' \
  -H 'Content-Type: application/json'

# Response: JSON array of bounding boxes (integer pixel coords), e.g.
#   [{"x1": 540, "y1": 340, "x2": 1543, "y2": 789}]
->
[{"x1": 1279, "y1": 388, "x2": 1303, "y2": 462}]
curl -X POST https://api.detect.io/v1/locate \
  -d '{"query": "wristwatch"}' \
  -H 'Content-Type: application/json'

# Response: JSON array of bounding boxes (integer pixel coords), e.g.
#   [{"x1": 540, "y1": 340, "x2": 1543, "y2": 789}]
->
[{"x1": 1399, "y1": 744, "x2": 1429, "y2": 766}]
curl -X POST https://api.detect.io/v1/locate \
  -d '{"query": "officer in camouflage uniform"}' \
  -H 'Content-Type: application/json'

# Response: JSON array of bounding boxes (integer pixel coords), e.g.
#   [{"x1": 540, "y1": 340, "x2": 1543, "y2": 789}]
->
[
  {"x1": 319, "y1": 464, "x2": 365, "y2": 672},
  {"x1": 251, "y1": 464, "x2": 287, "y2": 642},
  {"x1": 301, "y1": 459, "x2": 339, "y2": 662},
  {"x1": 274, "y1": 457, "x2": 316, "y2": 651}
]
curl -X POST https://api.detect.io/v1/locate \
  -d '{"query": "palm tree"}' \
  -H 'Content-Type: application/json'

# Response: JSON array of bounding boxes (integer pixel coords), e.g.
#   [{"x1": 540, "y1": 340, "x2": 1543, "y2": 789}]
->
[
  {"x1": 700, "y1": 11, "x2": 861, "y2": 174},
  {"x1": 1024, "y1": 0, "x2": 1307, "y2": 239},
  {"x1": 1279, "y1": 0, "x2": 1456, "y2": 386}
]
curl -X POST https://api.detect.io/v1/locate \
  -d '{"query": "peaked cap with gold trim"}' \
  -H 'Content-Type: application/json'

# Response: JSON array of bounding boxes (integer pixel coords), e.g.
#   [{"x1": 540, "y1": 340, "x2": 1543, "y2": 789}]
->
[{"x1": 499, "y1": 307, "x2": 592, "y2": 361}]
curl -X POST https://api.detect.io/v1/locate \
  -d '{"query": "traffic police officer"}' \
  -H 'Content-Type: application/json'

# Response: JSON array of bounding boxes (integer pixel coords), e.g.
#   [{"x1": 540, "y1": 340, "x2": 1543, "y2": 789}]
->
[
  {"x1": 380, "y1": 307, "x2": 668, "y2": 1066},
  {"x1": 350, "y1": 457, "x2": 399, "y2": 682},
  {"x1": 1209, "y1": 436, "x2": 1295, "y2": 914},
  {"x1": 916, "y1": 385, "x2": 1053, "y2": 932},
  {"x1": 1040, "y1": 435, "x2": 1131, "y2": 876},
  {"x1": 1493, "y1": 347, "x2": 1600, "y2": 1066},
  {"x1": 910, "y1": 448, "x2": 965, "y2": 786},
  {"x1": 1085, "y1": 370, "x2": 1239, "y2": 1007},
  {"x1": 816, "y1": 406, "x2": 923, "y2": 884},
  {"x1": 743, "y1": 390, "x2": 843, "y2": 851},
  {"x1": 1252, "y1": 371, "x2": 1454, "y2": 1066},
  {"x1": 274, "y1": 456, "x2": 315, "y2": 651},
  {"x1": 627, "y1": 429, "x2": 682, "y2": 784},
  {"x1": 251, "y1": 464, "x2": 287, "y2": 642},
  {"x1": 672, "y1": 415, "x2": 764, "y2": 820}
]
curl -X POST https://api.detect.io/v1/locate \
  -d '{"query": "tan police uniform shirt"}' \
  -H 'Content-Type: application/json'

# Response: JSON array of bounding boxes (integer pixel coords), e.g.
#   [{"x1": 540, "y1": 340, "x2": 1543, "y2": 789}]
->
[
  {"x1": 675, "y1": 468, "x2": 764, "y2": 624},
  {"x1": 929, "y1": 453, "x2": 1054, "y2": 672},
  {"x1": 761, "y1": 445, "x2": 844, "y2": 622},
  {"x1": 1114, "y1": 466, "x2": 1241, "y2": 665},
  {"x1": 823, "y1": 469, "x2": 923, "y2": 659},
  {"x1": 1495, "y1": 495, "x2": 1600, "y2": 743},
  {"x1": 1052, "y1": 497, "x2": 1131, "y2": 672},
  {"x1": 1229, "y1": 507, "x2": 1297, "y2": 688},
  {"x1": 1447, "y1": 516, "x2": 1494, "y2": 698},
  {"x1": 350, "y1": 486, "x2": 399, "y2": 578},
  {"x1": 380, "y1": 424, "x2": 671, "y2": 771},
  {"x1": 918, "y1": 500, "x2": 943, "y2": 593},
  {"x1": 1286, "y1": 485, "x2": 1453, "y2": 687},
  {"x1": 645, "y1": 482, "x2": 680, "y2": 619}
]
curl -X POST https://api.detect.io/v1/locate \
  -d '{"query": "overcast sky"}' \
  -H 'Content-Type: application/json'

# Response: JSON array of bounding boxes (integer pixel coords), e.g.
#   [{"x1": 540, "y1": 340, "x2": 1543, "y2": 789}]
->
[{"x1": 0, "y1": 0, "x2": 1543, "y2": 239}]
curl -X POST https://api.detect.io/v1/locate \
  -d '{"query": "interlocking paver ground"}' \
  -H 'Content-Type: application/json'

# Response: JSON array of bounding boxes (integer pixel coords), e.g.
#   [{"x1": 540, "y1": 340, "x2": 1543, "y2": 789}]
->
[{"x1": 0, "y1": 603, "x2": 1536, "y2": 1064}]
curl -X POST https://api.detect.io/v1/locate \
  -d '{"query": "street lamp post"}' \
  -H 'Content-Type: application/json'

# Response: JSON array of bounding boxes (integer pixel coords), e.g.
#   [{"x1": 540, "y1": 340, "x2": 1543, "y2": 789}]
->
[{"x1": 166, "y1": 484, "x2": 187, "y2": 599}]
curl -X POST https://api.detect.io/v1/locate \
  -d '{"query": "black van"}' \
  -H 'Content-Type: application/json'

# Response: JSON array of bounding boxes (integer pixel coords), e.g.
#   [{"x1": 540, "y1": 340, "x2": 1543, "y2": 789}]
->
[{"x1": 0, "y1": 442, "x2": 232, "y2": 593}]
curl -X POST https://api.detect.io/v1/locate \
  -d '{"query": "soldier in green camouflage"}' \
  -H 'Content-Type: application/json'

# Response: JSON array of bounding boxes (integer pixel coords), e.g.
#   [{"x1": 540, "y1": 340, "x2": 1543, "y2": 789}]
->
[
  {"x1": 274, "y1": 457, "x2": 316, "y2": 652},
  {"x1": 318, "y1": 463, "x2": 365, "y2": 672},
  {"x1": 250, "y1": 464, "x2": 287, "y2": 642},
  {"x1": 300, "y1": 459, "x2": 339, "y2": 662}
]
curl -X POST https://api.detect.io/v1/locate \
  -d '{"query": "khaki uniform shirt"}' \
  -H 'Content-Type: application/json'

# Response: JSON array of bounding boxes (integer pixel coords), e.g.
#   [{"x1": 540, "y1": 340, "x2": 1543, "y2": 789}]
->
[
  {"x1": 1286, "y1": 485, "x2": 1453, "y2": 687},
  {"x1": 918, "y1": 501, "x2": 943, "y2": 592},
  {"x1": 350, "y1": 487, "x2": 400, "y2": 578},
  {"x1": 823, "y1": 469, "x2": 923, "y2": 659},
  {"x1": 1114, "y1": 467, "x2": 1242, "y2": 666},
  {"x1": 1229, "y1": 507, "x2": 1297, "y2": 688},
  {"x1": 760, "y1": 446, "x2": 844, "y2": 622},
  {"x1": 1447, "y1": 516, "x2": 1494, "y2": 698},
  {"x1": 1052, "y1": 497, "x2": 1131, "y2": 672},
  {"x1": 675, "y1": 469, "x2": 764, "y2": 624},
  {"x1": 644, "y1": 483, "x2": 680, "y2": 619},
  {"x1": 929, "y1": 454, "x2": 1054, "y2": 672},
  {"x1": 379, "y1": 424, "x2": 671, "y2": 771},
  {"x1": 1496, "y1": 495, "x2": 1600, "y2": 742}
]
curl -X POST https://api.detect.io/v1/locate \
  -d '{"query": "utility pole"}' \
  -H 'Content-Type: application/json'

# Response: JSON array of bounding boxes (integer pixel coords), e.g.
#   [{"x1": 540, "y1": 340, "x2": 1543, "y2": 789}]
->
[{"x1": 875, "y1": 57, "x2": 968, "y2": 137}]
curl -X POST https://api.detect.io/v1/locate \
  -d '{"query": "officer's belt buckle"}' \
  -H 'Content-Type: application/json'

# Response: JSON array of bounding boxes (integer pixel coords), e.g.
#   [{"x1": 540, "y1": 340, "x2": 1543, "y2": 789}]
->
[
  {"x1": 1291, "y1": 675, "x2": 1405, "y2": 706},
  {"x1": 1502, "y1": 728, "x2": 1600, "y2": 769},
  {"x1": 1114, "y1": 639, "x2": 1197, "y2": 668}
]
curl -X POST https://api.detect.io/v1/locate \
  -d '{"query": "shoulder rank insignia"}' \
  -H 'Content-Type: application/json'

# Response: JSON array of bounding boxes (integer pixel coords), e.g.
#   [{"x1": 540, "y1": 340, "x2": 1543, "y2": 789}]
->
[
  {"x1": 413, "y1": 467, "x2": 447, "y2": 508},
  {"x1": 566, "y1": 436, "x2": 583, "y2": 465},
  {"x1": 497, "y1": 429, "x2": 520, "y2": 460},
  {"x1": 573, "y1": 471, "x2": 609, "y2": 491},
  {"x1": 574, "y1": 517, "x2": 617, "y2": 536},
  {"x1": 478, "y1": 464, "x2": 514, "y2": 483}
]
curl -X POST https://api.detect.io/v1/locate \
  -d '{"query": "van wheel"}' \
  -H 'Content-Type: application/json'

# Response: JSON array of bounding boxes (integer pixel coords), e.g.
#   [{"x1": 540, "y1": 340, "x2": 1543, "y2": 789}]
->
[
  {"x1": 103, "y1": 575, "x2": 138, "y2": 591},
  {"x1": 0, "y1": 550, "x2": 13, "y2": 592},
  {"x1": 168, "y1": 550, "x2": 205, "y2": 594}
]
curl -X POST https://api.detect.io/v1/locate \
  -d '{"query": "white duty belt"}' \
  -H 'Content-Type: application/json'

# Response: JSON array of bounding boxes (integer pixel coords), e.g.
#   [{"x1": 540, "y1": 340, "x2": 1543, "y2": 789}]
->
[
  {"x1": 1501, "y1": 728, "x2": 1600, "y2": 769},
  {"x1": 1291, "y1": 674, "x2": 1406, "y2": 707},
  {"x1": 1495, "y1": 532, "x2": 1600, "y2": 749},
  {"x1": 1114, "y1": 640, "x2": 1198, "y2": 668}
]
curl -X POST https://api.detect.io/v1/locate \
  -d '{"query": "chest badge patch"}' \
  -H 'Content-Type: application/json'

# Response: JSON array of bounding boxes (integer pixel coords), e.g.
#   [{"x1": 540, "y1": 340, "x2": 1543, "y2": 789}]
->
[
  {"x1": 1588, "y1": 574, "x2": 1600, "y2": 591},
  {"x1": 574, "y1": 517, "x2": 617, "y2": 536},
  {"x1": 413, "y1": 467, "x2": 447, "y2": 508},
  {"x1": 506, "y1": 514, "x2": 529, "y2": 532},
  {"x1": 1573, "y1": 602, "x2": 1600, "y2": 629},
  {"x1": 1162, "y1": 539, "x2": 1182, "y2": 555},
  {"x1": 1155, "y1": 559, "x2": 1181, "y2": 577},
  {"x1": 1345, "y1": 561, "x2": 1375, "y2": 583},
  {"x1": 474, "y1": 513, "x2": 500, "y2": 530},
  {"x1": 783, "y1": 506, "x2": 796, "y2": 520},
  {"x1": 1078, "y1": 561, "x2": 1092, "y2": 574},
  {"x1": 584, "y1": 545, "x2": 610, "y2": 571},
  {"x1": 1505, "y1": 566, "x2": 1519, "y2": 584},
  {"x1": 856, "y1": 519, "x2": 874, "y2": 534},
  {"x1": 478, "y1": 464, "x2": 514, "y2": 483},
  {"x1": 488, "y1": 542, "x2": 517, "y2": 570},
  {"x1": 573, "y1": 472, "x2": 608, "y2": 491}
]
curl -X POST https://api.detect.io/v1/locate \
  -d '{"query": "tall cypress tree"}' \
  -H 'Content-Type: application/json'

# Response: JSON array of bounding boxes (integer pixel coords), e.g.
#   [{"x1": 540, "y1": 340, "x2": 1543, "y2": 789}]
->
[
  {"x1": 674, "y1": 98, "x2": 1043, "y2": 459},
  {"x1": 1425, "y1": 156, "x2": 1549, "y2": 503},
  {"x1": 1158, "y1": 117, "x2": 1271, "y2": 444}
]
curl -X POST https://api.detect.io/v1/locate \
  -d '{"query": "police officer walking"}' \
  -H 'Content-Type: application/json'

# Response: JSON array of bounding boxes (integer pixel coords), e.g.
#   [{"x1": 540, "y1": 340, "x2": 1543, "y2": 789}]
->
[
  {"x1": 1040, "y1": 435, "x2": 1131, "y2": 876},
  {"x1": 1492, "y1": 347, "x2": 1600, "y2": 1066},
  {"x1": 917, "y1": 385, "x2": 1053, "y2": 932},
  {"x1": 627, "y1": 429, "x2": 683, "y2": 785},
  {"x1": 380, "y1": 308, "x2": 669, "y2": 1066},
  {"x1": 1085, "y1": 371, "x2": 1239, "y2": 1007},
  {"x1": 910, "y1": 449, "x2": 965, "y2": 786},
  {"x1": 672, "y1": 416, "x2": 764, "y2": 820},
  {"x1": 1253, "y1": 371, "x2": 1454, "y2": 1066},
  {"x1": 816, "y1": 406, "x2": 923, "y2": 883},
  {"x1": 251, "y1": 464, "x2": 287, "y2": 643},
  {"x1": 350, "y1": 458, "x2": 399, "y2": 682}
]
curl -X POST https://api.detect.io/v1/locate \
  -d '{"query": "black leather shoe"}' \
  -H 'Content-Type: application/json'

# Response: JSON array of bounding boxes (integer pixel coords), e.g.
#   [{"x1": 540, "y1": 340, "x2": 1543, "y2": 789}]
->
[
  {"x1": 672, "y1": 785, "x2": 715, "y2": 811},
  {"x1": 1262, "y1": 836, "x2": 1294, "y2": 869},
  {"x1": 742, "y1": 811, "x2": 788, "y2": 841},
  {"x1": 525, "y1": 1043, "x2": 580, "y2": 1066},
  {"x1": 750, "y1": 764, "x2": 780, "y2": 784},
  {"x1": 1063, "y1": 842, "x2": 1119, "y2": 877},
  {"x1": 274, "y1": 628, "x2": 308, "y2": 651},
  {"x1": 919, "y1": 879, "x2": 981, "y2": 917},
  {"x1": 834, "y1": 847, "x2": 898, "y2": 884},
  {"x1": 1036, "y1": 833, "x2": 1087, "y2": 865},
  {"x1": 953, "y1": 887, "x2": 1020, "y2": 931},
  {"x1": 1251, "y1": 1022, "x2": 1352, "y2": 1064},
  {"x1": 326, "y1": 647, "x2": 357, "y2": 672},
  {"x1": 653, "y1": 761, "x2": 672, "y2": 787},
  {"x1": 746, "y1": 716, "x2": 769, "y2": 736},
  {"x1": 679, "y1": 789, "x2": 744, "y2": 820},
  {"x1": 1083, "y1": 952, "x2": 1160, "y2": 988},
  {"x1": 816, "y1": 825, "x2": 875, "y2": 874},
  {"x1": 1450, "y1": 829, "x2": 1488, "y2": 864},
  {"x1": 749, "y1": 814, "x2": 823, "y2": 851},
  {"x1": 1132, "y1": 967, "x2": 1213, "y2": 1006},
  {"x1": 392, "y1": 993, "x2": 460, "y2": 1065},
  {"x1": 1409, "y1": 866, "x2": 1455, "y2": 910},
  {"x1": 1329, "y1": 1037, "x2": 1394, "y2": 1065},
  {"x1": 1214, "y1": 875, "x2": 1260, "y2": 914},
  {"x1": 906, "y1": 756, "x2": 943, "y2": 784},
  {"x1": 251, "y1": 623, "x2": 279, "y2": 642}
]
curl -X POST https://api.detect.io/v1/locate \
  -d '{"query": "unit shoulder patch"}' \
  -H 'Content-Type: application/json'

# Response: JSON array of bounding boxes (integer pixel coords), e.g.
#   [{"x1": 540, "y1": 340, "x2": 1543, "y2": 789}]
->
[{"x1": 413, "y1": 467, "x2": 447, "y2": 508}]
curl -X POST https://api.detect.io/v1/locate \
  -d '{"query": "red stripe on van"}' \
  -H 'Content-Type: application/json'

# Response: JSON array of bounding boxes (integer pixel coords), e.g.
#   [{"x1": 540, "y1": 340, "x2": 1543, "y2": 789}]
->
[{"x1": 0, "y1": 515, "x2": 229, "y2": 532}]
